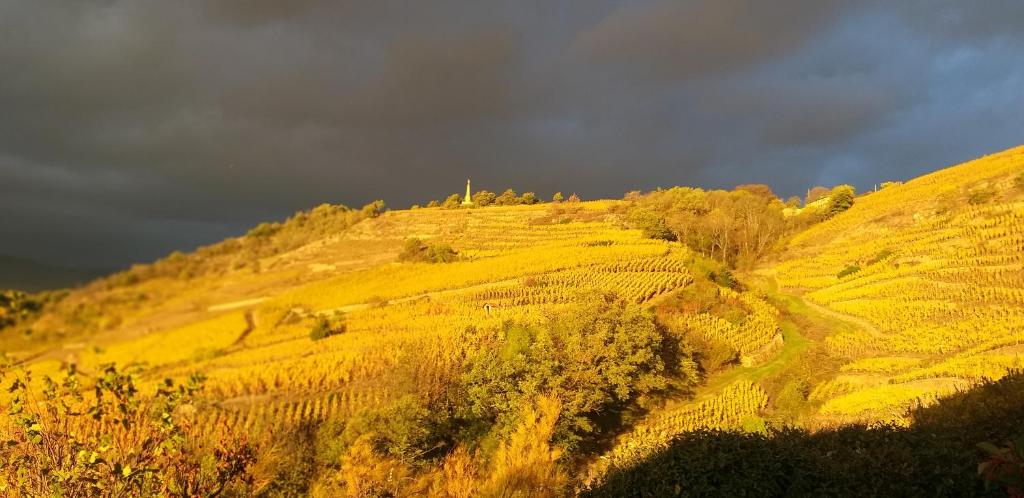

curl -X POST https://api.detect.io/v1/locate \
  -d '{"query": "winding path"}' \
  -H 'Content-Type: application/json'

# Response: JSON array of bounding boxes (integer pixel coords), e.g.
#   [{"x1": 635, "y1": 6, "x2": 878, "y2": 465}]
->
[{"x1": 799, "y1": 298, "x2": 886, "y2": 338}]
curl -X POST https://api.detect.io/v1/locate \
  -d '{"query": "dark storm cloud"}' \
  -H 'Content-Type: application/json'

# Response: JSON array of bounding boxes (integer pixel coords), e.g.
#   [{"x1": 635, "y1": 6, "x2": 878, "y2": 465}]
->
[
  {"x1": 571, "y1": 0, "x2": 848, "y2": 79},
  {"x1": 1, "y1": 0, "x2": 1022, "y2": 269}
]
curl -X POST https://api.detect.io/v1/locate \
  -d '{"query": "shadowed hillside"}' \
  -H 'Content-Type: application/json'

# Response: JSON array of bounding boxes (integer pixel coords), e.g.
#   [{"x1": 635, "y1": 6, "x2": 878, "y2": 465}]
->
[{"x1": 584, "y1": 371, "x2": 1024, "y2": 497}]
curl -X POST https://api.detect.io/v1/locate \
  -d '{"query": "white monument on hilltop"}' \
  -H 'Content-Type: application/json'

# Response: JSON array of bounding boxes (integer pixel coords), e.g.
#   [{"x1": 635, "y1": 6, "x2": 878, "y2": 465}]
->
[{"x1": 462, "y1": 179, "x2": 475, "y2": 206}]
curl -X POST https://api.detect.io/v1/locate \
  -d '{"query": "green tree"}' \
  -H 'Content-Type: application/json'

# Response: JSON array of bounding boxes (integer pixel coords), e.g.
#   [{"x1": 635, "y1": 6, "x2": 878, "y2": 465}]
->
[
  {"x1": 442, "y1": 194, "x2": 463, "y2": 209},
  {"x1": 552, "y1": 192, "x2": 564, "y2": 203},
  {"x1": 628, "y1": 208, "x2": 677, "y2": 241},
  {"x1": 826, "y1": 185, "x2": 855, "y2": 218},
  {"x1": 496, "y1": 189, "x2": 519, "y2": 206},
  {"x1": 520, "y1": 192, "x2": 538, "y2": 204},
  {"x1": 473, "y1": 190, "x2": 497, "y2": 207},
  {"x1": 463, "y1": 294, "x2": 693, "y2": 449}
]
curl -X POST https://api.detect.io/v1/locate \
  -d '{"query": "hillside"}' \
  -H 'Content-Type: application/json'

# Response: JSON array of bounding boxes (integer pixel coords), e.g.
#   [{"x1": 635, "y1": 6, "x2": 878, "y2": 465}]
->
[
  {"x1": 767, "y1": 146, "x2": 1024, "y2": 422},
  {"x1": 2, "y1": 147, "x2": 1024, "y2": 496}
]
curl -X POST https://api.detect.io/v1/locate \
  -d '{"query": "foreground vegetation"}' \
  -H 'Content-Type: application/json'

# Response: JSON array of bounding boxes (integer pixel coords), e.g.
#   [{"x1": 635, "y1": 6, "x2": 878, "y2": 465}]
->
[{"x1": 587, "y1": 372, "x2": 1024, "y2": 496}]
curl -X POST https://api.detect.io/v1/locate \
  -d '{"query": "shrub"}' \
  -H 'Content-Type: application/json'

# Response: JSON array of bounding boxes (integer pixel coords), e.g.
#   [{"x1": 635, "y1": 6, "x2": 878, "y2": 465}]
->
[
  {"x1": 978, "y1": 437, "x2": 1024, "y2": 496},
  {"x1": 398, "y1": 238, "x2": 458, "y2": 263},
  {"x1": 442, "y1": 194, "x2": 463, "y2": 209},
  {"x1": 969, "y1": 186, "x2": 998, "y2": 205},
  {"x1": 481, "y1": 396, "x2": 568, "y2": 497},
  {"x1": 521, "y1": 192, "x2": 538, "y2": 205},
  {"x1": 310, "y1": 316, "x2": 345, "y2": 340},
  {"x1": 0, "y1": 364, "x2": 256, "y2": 497},
  {"x1": 338, "y1": 395, "x2": 440, "y2": 462},
  {"x1": 472, "y1": 190, "x2": 497, "y2": 207},
  {"x1": 552, "y1": 192, "x2": 564, "y2": 203},
  {"x1": 428, "y1": 244, "x2": 458, "y2": 263},
  {"x1": 688, "y1": 334, "x2": 739, "y2": 373},
  {"x1": 317, "y1": 435, "x2": 417, "y2": 497},
  {"x1": 837, "y1": 264, "x2": 861, "y2": 279},
  {"x1": 628, "y1": 208, "x2": 677, "y2": 241},
  {"x1": 774, "y1": 380, "x2": 810, "y2": 421},
  {"x1": 361, "y1": 200, "x2": 386, "y2": 218},
  {"x1": 709, "y1": 269, "x2": 738, "y2": 289},
  {"x1": 867, "y1": 248, "x2": 894, "y2": 265},
  {"x1": 495, "y1": 189, "x2": 519, "y2": 206}
]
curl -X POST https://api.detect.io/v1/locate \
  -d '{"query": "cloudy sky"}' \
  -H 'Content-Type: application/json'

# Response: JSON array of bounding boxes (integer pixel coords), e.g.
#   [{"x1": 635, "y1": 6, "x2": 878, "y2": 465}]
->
[{"x1": 2, "y1": 0, "x2": 1022, "y2": 269}]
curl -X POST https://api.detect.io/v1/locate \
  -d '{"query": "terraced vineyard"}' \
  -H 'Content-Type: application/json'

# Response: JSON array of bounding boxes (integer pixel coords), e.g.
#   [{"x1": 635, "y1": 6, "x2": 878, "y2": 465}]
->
[
  {"x1": 4, "y1": 203, "x2": 704, "y2": 441},
  {"x1": 772, "y1": 146, "x2": 1024, "y2": 420},
  {"x1": 666, "y1": 288, "x2": 783, "y2": 365},
  {"x1": 588, "y1": 381, "x2": 769, "y2": 484},
  {"x1": 4, "y1": 147, "x2": 1024, "y2": 496}
]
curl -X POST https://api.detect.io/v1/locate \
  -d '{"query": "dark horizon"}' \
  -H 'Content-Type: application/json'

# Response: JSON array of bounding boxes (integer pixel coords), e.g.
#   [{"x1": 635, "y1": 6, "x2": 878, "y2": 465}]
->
[{"x1": 3, "y1": 1, "x2": 1023, "y2": 269}]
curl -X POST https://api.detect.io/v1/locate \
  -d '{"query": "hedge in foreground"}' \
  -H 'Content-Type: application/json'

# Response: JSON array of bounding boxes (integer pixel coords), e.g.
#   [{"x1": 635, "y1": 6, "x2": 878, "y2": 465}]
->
[{"x1": 585, "y1": 372, "x2": 1024, "y2": 497}]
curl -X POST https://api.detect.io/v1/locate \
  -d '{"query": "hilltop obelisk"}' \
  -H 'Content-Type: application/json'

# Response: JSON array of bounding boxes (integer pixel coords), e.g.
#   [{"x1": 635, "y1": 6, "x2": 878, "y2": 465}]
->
[{"x1": 462, "y1": 179, "x2": 474, "y2": 206}]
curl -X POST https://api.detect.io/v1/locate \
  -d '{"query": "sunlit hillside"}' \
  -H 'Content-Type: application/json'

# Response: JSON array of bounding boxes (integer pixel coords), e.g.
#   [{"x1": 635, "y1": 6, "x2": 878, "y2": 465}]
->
[
  {"x1": 3, "y1": 147, "x2": 1024, "y2": 496},
  {"x1": 5, "y1": 201, "x2": 685, "y2": 400},
  {"x1": 768, "y1": 146, "x2": 1024, "y2": 421}
]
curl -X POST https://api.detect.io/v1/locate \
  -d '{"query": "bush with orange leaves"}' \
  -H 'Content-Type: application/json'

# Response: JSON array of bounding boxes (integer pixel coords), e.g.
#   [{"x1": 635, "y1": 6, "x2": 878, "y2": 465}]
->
[
  {"x1": 312, "y1": 395, "x2": 567, "y2": 497},
  {"x1": 0, "y1": 363, "x2": 255, "y2": 498}
]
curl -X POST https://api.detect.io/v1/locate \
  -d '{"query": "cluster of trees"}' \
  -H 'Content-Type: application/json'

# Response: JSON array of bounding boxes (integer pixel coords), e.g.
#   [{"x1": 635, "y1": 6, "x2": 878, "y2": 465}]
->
[
  {"x1": 624, "y1": 186, "x2": 789, "y2": 267},
  {"x1": 625, "y1": 184, "x2": 855, "y2": 267},
  {"x1": 251, "y1": 293, "x2": 698, "y2": 495},
  {"x1": 462, "y1": 293, "x2": 698, "y2": 452},
  {"x1": 423, "y1": 190, "x2": 578, "y2": 209}
]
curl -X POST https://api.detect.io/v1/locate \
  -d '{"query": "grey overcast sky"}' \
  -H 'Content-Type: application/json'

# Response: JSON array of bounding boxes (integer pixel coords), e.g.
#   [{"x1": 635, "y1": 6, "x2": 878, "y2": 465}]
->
[{"x1": 2, "y1": 0, "x2": 1022, "y2": 269}]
